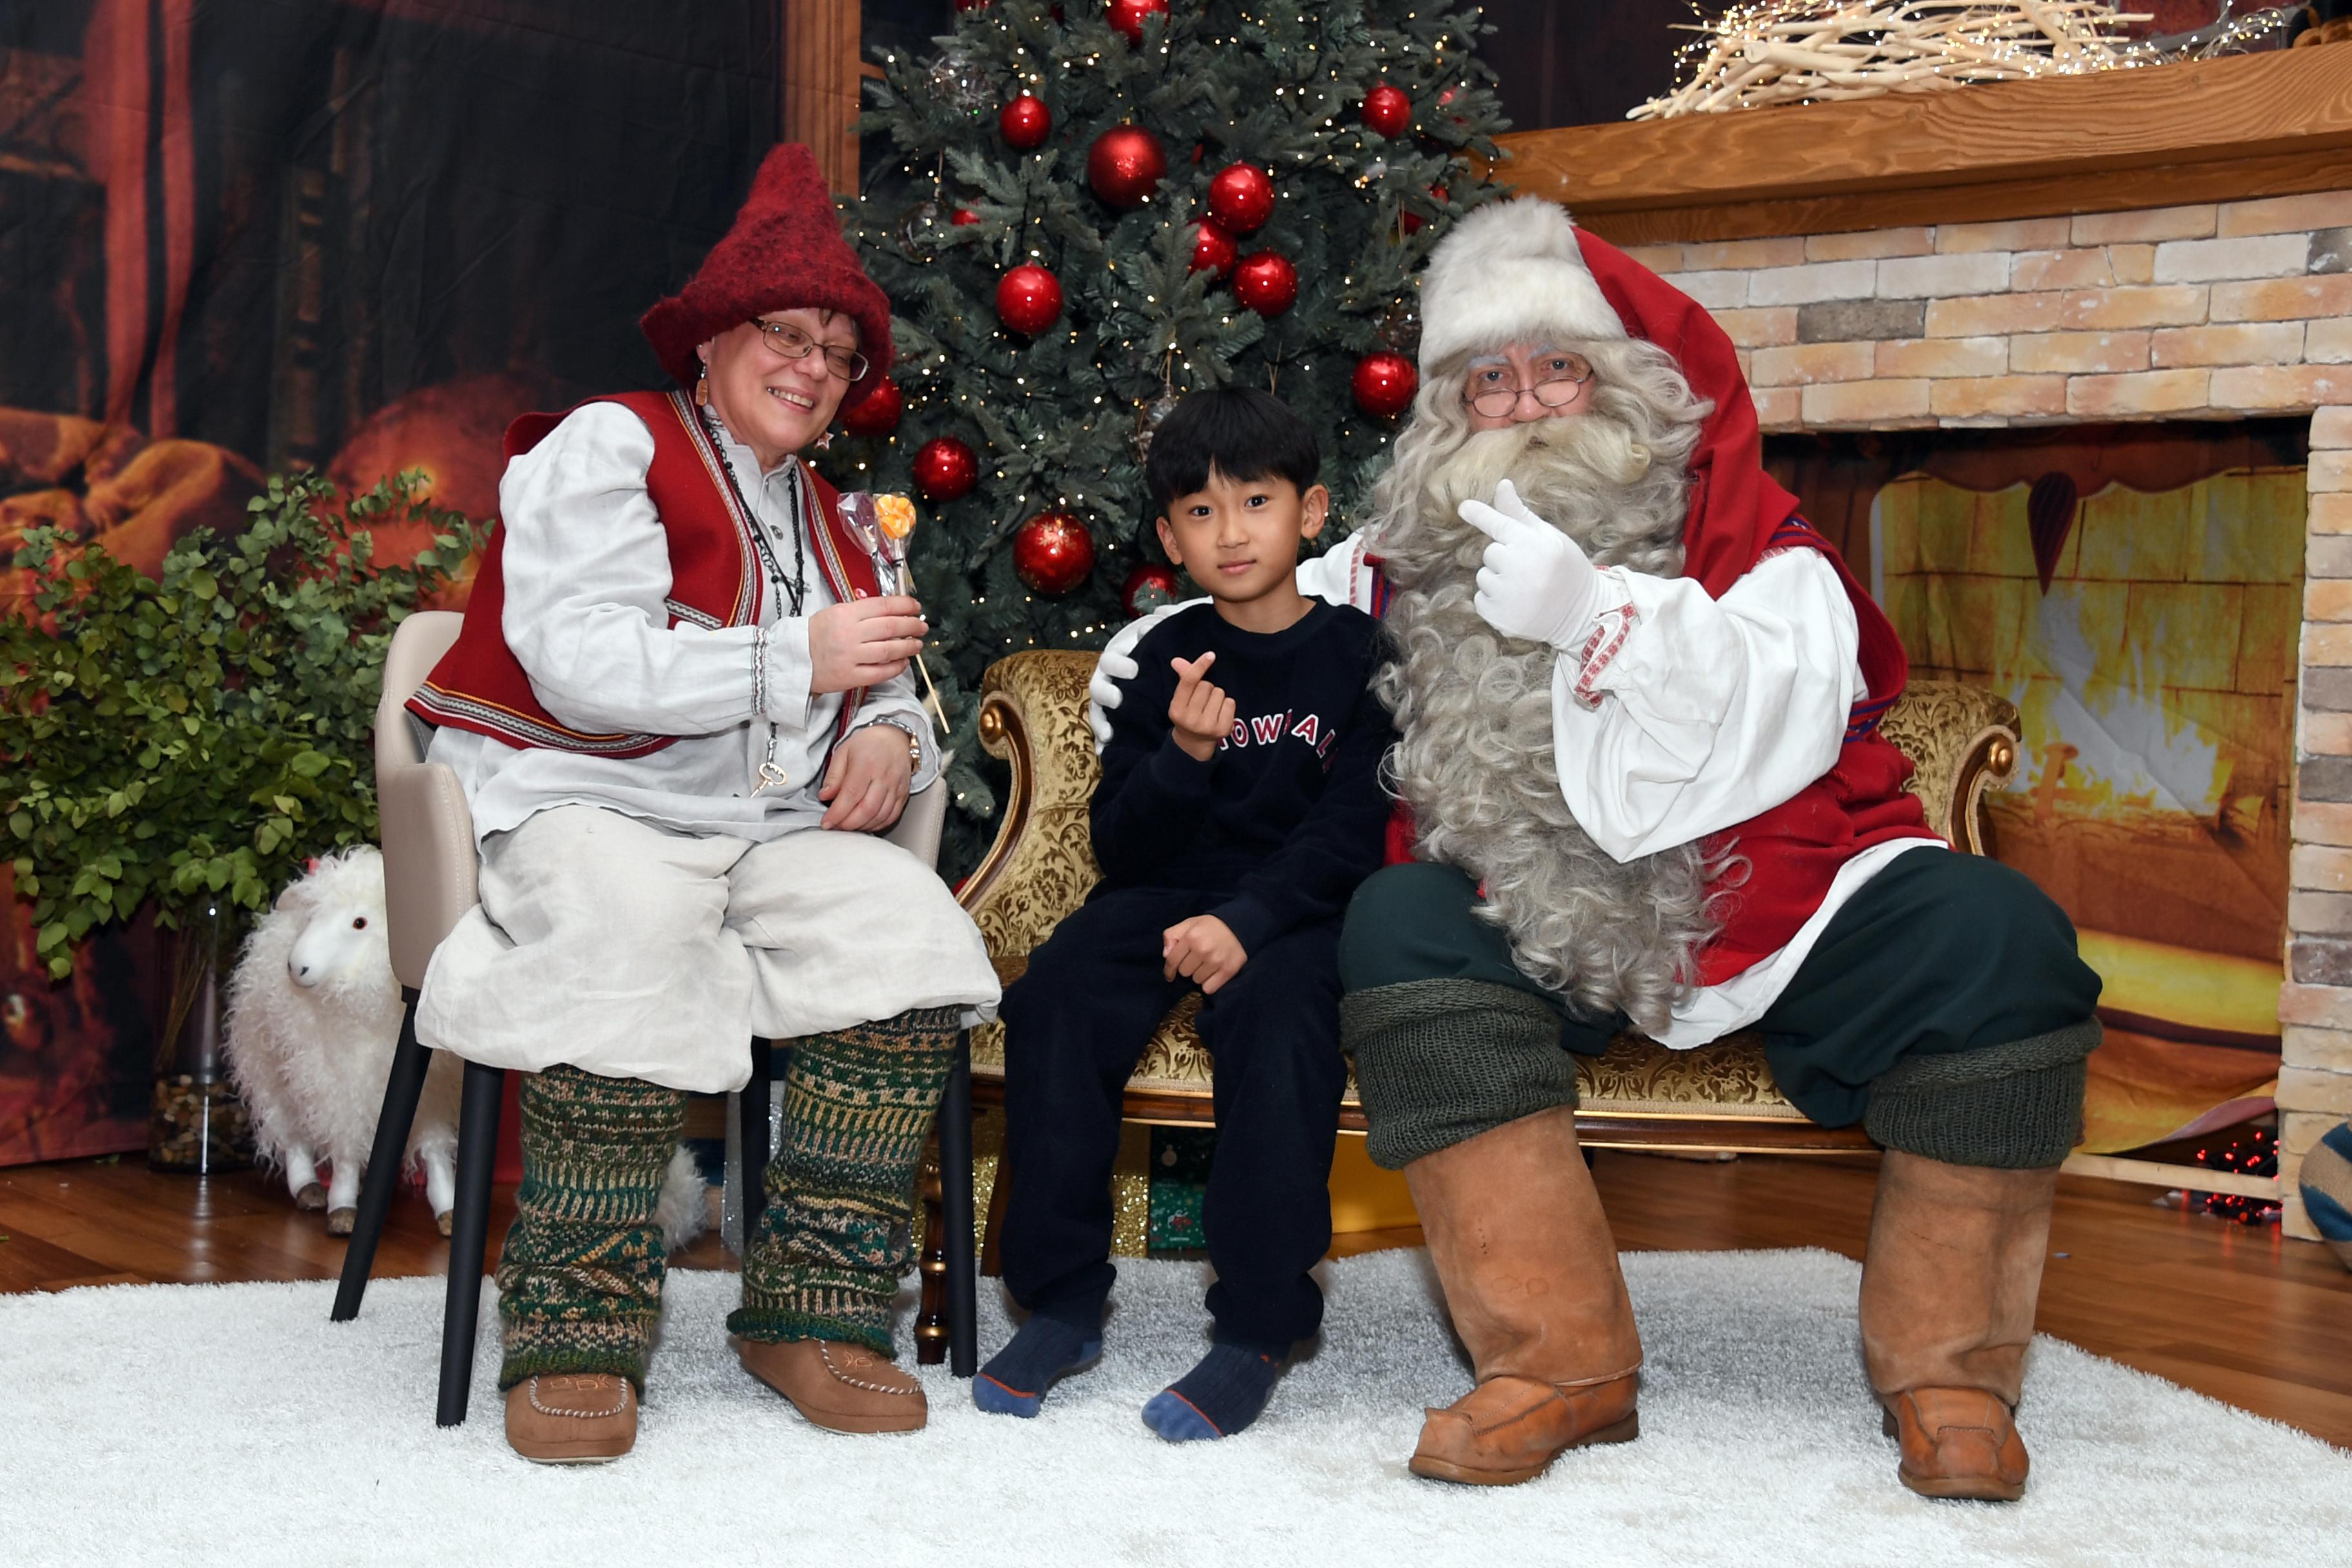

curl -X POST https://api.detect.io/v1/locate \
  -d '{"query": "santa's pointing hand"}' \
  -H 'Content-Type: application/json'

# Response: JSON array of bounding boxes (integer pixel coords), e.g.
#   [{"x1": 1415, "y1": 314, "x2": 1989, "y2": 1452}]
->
[{"x1": 1458, "y1": 478, "x2": 1603, "y2": 650}]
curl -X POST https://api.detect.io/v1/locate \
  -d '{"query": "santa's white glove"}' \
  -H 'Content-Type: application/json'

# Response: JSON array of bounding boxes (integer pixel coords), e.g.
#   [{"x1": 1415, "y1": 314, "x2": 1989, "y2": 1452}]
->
[
  {"x1": 1458, "y1": 479, "x2": 1602, "y2": 651},
  {"x1": 1088, "y1": 597, "x2": 1200, "y2": 750}
]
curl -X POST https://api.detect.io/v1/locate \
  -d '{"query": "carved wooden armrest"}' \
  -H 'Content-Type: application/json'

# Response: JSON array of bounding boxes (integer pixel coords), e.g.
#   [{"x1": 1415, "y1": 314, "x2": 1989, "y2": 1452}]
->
[{"x1": 1879, "y1": 678, "x2": 2020, "y2": 853}]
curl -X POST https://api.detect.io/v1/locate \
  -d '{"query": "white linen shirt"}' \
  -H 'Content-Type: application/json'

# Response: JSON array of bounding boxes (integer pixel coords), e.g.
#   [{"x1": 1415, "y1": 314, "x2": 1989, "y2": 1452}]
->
[{"x1": 427, "y1": 400, "x2": 938, "y2": 844}]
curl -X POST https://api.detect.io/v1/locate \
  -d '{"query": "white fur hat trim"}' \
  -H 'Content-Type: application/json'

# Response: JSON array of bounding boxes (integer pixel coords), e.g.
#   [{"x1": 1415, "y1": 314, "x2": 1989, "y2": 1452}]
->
[{"x1": 1417, "y1": 196, "x2": 1625, "y2": 375}]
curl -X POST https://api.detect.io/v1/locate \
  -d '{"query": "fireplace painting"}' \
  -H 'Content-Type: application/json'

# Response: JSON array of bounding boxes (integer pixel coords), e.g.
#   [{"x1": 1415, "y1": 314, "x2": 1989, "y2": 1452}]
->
[{"x1": 1870, "y1": 451, "x2": 2303, "y2": 1152}]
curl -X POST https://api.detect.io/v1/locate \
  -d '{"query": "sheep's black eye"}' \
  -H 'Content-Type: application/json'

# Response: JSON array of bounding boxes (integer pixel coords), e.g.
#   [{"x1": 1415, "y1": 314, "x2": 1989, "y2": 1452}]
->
[{"x1": 351, "y1": 917, "x2": 367, "y2": 929}]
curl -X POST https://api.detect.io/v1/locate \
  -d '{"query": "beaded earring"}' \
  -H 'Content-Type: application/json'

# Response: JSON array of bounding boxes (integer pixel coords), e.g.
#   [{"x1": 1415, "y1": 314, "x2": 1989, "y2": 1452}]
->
[{"x1": 694, "y1": 365, "x2": 710, "y2": 407}]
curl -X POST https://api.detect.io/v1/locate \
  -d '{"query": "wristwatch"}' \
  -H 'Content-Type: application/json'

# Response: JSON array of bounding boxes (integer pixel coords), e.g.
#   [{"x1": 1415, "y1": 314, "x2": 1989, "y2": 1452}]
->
[{"x1": 868, "y1": 716, "x2": 925, "y2": 772}]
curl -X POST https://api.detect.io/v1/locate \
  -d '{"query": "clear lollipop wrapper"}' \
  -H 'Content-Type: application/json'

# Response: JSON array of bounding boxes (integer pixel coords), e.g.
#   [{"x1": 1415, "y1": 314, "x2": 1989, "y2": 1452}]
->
[{"x1": 839, "y1": 490, "x2": 949, "y2": 737}]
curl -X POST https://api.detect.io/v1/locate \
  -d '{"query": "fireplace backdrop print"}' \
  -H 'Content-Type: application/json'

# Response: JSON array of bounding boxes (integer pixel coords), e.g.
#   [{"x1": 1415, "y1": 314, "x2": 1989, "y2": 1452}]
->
[{"x1": 1866, "y1": 427, "x2": 2307, "y2": 1152}]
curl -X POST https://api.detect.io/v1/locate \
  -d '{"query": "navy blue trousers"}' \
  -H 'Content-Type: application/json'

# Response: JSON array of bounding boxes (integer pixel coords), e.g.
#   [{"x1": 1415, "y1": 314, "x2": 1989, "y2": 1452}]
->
[{"x1": 997, "y1": 887, "x2": 1347, "y2": 1347}]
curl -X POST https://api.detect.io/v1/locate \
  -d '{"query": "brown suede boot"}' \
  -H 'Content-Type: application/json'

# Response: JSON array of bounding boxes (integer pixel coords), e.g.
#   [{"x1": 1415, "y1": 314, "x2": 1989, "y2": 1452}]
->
[
  {"x1": 1860, "y1": 1150, "x2": 2061, "y2": 1502},
  {"x1": 504, "y1": 1373, "x2": 638, "y2": 1464},
  {"x1": 734, "y1": 1337, "x2": 928, "y2": 1434},
  {"x1": 1403, "y1": 1106, "x2": 1643, "y2": 1485}
]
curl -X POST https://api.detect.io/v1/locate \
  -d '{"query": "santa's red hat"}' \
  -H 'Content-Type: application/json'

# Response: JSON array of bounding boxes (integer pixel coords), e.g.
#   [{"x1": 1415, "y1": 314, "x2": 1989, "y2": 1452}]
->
[
  {"x1": 640, "y1": 143, "x2": 896, "y2": 409},
  {"x1": 1416, "y1": 194, "x2": 1802, "y2": 597}
]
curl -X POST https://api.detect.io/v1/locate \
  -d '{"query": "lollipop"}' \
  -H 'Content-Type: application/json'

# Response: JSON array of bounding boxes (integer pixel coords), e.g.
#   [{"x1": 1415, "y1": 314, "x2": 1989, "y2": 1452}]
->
[{"x1": 838, "y1": 491, "x2": 948, "y2": 736}]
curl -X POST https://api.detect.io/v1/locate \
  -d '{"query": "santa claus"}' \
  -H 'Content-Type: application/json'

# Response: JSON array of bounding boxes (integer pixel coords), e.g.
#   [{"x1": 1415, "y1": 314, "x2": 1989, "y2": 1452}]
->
[{"x1": 1095, "y1": 197, "x2": 2102, "y2": 1502}]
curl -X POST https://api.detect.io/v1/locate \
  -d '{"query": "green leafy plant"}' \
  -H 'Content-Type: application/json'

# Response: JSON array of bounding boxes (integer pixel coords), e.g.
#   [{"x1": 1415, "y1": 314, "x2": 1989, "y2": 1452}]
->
[{"x1": 0, "y1": 471, "x2": 480, "y2": 977}]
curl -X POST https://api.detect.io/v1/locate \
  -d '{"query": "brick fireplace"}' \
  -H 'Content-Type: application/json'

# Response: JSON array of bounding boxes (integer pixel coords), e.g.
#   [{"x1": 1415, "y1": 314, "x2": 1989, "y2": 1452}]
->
[{"x1": 1498, "y1": 46, "x2": 2352, "y2": 1240}]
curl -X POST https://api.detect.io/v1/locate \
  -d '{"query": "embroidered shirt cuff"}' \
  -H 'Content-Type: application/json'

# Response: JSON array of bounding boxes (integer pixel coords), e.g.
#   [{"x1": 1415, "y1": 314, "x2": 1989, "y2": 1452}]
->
[
  {"x1": 762, "y1": 616, "x2": 815, "y2": 727},
  {"x1": 1570, "y1": 571, "x2": 1638, "y2": 709}
]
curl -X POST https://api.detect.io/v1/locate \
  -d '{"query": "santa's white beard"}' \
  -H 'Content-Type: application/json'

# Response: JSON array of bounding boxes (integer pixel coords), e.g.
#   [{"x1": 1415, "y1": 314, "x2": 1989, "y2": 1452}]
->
[{"x1": 1373, "y1": 413, "x2": 1720, "y2": 1032}]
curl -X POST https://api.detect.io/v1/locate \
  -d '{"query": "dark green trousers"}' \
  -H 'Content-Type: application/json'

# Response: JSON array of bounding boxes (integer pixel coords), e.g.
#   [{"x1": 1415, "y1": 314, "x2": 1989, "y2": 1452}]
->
[{"x1": 1338, "y1": 849, "x2": 2102, "y2": 1168}]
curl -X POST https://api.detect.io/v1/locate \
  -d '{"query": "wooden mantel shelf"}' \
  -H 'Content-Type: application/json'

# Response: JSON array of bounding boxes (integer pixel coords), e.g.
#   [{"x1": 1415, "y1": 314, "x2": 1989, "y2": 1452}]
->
[{"x1": 1494, "y1": 45, "x2": 2352, "y2": 245}]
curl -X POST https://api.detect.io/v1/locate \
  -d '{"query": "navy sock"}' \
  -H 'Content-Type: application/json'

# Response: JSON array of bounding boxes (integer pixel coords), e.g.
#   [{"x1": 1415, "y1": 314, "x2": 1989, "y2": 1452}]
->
[
  {"x1": 1141, "y1": 1338, "x2": 1288, "y2": 1441},
  {"x1": 974, "y1": 1311, "x2": 1101, "y2": 1418}
]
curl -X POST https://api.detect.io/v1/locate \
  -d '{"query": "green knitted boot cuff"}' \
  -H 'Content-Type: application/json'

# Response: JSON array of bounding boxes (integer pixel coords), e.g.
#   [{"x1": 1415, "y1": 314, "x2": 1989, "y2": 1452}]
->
[
  {"x1": 732, "y1": 1006, "x2": 961, "y2": 1353},
  {"x1": 1341, "y1": 978, "x2": 1576, "y2": 1171},
  {"x1": 1864, "y1": 1019, "x2": 2101, "y2": 1170},
  {"x1": 495, "y1": 1064, "x2": 686, "y2": 1393}
]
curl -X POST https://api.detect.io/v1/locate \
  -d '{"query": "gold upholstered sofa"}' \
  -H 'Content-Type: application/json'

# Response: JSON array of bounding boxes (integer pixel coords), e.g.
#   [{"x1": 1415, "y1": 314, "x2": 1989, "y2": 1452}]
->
[{"x1": 951, "y1": 649, "x2": 2021, "y2": 1156}]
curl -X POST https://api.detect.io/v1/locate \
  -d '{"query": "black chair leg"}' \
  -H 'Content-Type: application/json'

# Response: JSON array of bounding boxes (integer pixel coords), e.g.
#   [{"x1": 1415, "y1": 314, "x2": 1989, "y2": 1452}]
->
[
  {"x1": 436, "y1": 1058, "x2": 504, "y2": 1427},
  {"x1": 330, "y1": 989, "x2": 432, "y2": 1323},
  {"x1": 740, "y1": 1037, "x2": 772, "y2": 1257},
  {"x1": 939, "y1": 1030, "x2": 978, "y2": 1378}
]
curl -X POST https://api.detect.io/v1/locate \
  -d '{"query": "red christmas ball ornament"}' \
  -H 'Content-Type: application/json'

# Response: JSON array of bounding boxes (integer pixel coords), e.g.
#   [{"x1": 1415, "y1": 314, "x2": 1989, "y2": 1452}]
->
[
  {"x1": 840, "y1": 375, "x2": 903, "y2": 437},
  {"x1": 1187, "y1": 219, "x2": 1237, "y2": 278},
  {"x1": 955, "y1": 0, "x2": 991, "y2": 10},
  {"x1": 1105, "y1": 0, "x2": 1169, "y2": 44},
  {"x1": 1351, "y1": 351, "x2": 1418, "y2": 418},
  {"x1": 1086, "y1": 124, "x2": 1167, "y2": 208},
  {"x1": 999, "y1": 93, "x2": 1052, "y2": 150},
  {"x1": 912, "y1": 436, "x2": 979, "y2": 502},
  {"x1": 1121, "y1": 562, "x2": 1182, "y2": 618},
  {"x1": 1206, "y1": 161, "x2": 1275, "y2": 233},
  {"x1": 995, "y1": 263, "x2": 1064, "y2": 335},
  {"x1": 1013, "y1": 511, "x2": 1095, "y2": 595},
  {"x1": 1231, "y1": 250, "x2": 1297, "y2": 316},
  {"x1": 1361, "y1": 83, "x2": 1411, "y2": 137},
  {"x1": 950, "y1": 207, "x2": 981, "y2": 226}
]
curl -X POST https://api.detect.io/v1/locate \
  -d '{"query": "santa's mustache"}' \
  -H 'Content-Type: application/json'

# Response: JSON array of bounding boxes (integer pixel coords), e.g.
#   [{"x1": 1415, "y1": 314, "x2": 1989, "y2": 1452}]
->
[{"x1": 1427, "y1": 414, "x2": 1649, "y2": 514}]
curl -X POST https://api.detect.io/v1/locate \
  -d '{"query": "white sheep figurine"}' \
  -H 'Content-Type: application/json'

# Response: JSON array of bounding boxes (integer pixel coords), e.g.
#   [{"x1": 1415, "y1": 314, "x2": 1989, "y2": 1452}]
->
[
  {"x1": 224, "y1": 845, "x2": 709, "y2": 1250},
  {"x1": 225, "y1": 846, "x2": 460, "y2": 1235}
]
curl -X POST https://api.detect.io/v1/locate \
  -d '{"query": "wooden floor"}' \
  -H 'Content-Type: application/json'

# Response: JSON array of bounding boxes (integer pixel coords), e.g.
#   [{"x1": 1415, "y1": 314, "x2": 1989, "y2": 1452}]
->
[{"x1": 5, "y1": 1148, "x2": 2347, "y2": 1449}]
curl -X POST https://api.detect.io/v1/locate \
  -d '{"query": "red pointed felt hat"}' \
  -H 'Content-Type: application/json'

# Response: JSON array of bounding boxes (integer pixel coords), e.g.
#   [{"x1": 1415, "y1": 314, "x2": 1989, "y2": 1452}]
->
[{"x1": 640, "y1": 143, "x2": 896, "y2": 409}]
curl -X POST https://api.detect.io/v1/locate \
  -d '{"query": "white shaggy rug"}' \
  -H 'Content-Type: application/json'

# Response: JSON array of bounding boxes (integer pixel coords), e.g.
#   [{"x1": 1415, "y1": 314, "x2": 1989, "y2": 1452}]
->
[{"x1": 3, "y1": 1248, "x2": 2346, "y2": 1568}]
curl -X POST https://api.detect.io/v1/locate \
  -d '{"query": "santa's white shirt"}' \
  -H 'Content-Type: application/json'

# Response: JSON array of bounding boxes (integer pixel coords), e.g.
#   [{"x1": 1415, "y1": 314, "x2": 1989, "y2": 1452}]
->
[{"x1": 1101, "y1": 533, "x2": 1942, "y2": 1048}]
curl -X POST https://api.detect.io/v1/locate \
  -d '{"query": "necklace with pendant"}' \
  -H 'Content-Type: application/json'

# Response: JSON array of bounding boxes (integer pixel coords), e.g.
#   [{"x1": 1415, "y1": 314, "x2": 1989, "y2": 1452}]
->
[{"x1": 700, "y1": 406, "x2": 808, "y2": 793}]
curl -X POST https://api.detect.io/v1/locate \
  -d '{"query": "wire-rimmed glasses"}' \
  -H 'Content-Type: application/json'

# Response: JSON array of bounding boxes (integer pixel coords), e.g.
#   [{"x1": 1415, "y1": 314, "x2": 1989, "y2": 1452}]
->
[
  {"x1": 747, "y1": 317, "x2": 870, "y2": 382},
  {"x1": 1463, "y1": 350, "x2": 1594, "y2": 418}
]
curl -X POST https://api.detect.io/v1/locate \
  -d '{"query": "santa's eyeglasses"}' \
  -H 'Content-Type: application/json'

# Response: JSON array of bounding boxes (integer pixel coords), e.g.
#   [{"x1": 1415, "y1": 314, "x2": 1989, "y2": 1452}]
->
[
  {"x1": 747, "y1": 317, "x2": 869, "y2": 382},
  {"x1": 1462, "y1": 351, "x2": 1594, "y2": 418}
]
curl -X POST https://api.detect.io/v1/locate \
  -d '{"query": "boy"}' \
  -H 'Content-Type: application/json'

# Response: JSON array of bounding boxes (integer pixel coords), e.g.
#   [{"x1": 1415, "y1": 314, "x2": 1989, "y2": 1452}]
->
[{"x1": 979, "y1": 386, "x2": 1396, "y2": 1440}]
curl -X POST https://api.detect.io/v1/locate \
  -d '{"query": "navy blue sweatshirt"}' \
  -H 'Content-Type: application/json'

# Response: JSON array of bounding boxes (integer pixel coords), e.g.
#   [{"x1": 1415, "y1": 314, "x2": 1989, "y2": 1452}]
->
[{"x1": 1091, "y1": 599, "x2": 1396, "y2": 956}]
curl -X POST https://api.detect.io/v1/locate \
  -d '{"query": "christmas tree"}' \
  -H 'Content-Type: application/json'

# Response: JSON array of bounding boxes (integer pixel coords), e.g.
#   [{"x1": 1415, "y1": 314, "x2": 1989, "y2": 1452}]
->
[{"x1": 836, "y1": 0, "x2": 1510, "y2": 868}]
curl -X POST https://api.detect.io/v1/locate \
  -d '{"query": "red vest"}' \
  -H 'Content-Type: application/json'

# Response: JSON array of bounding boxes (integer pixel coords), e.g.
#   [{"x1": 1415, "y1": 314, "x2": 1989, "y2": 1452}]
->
[
  {"x1": 1684, "y1": 520, "x2": 1936, "y2": 986},
  {"x1": 409, "y1": 389, "x2": 883, "y2": 756}
]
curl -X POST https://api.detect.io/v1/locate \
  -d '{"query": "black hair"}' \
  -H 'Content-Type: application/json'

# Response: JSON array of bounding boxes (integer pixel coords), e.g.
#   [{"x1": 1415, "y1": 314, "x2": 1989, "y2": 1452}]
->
[{"x1": 1143, "y1": 386, "x2": 1321, "y2": 515}]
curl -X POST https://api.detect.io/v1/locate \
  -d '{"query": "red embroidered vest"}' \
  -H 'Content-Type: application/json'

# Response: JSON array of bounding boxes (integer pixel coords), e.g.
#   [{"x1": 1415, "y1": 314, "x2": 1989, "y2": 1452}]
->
[{"x1": 409, "y1": 389, "x2": 883, "y2": 756}]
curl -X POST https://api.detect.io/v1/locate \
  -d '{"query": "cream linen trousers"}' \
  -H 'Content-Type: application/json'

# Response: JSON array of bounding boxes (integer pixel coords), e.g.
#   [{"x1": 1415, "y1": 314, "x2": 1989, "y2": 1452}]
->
[{"x1": 415, "y1": 805, "x2": 1003, "y2": 1094}]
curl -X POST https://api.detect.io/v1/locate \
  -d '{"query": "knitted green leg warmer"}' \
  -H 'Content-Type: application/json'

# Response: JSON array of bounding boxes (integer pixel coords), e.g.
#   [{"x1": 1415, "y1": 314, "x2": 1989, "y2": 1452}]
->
[
  {"x1": 1341, "y1": 978, "x2": 1577, "y2": 1170},
  {"x1": 495, "y1": 1063, "x2": 686, "y2": 1393},
  {"x1": 1864, "y1": 1019, "x2": 2101, "y2": 1170},
  {"x1": 730, "y1": 1006, "x2": 962, "y2": 1355}
]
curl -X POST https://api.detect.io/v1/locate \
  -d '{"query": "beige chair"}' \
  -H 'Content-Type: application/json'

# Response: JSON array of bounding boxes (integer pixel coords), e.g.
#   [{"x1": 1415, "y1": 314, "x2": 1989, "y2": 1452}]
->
[
  {"x1": 953, "y1": 651, "x2": 2021, "y2": 1253},
  {"x1": 329, "y1": 610, "x2": 978, "y2": 1424}
]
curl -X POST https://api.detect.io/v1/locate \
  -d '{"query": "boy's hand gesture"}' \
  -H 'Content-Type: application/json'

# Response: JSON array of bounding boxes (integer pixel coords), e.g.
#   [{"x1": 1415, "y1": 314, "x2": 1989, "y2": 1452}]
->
[
  {"x1": 1163, "y1": 914, "x2": 1248, "y2": 995},
  {"x1": 1168, "y1": 652, "x2": 1235, "y2": 763}
]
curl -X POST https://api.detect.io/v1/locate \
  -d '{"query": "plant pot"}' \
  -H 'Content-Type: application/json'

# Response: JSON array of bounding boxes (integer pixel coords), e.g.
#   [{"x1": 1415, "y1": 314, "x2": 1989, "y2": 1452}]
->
[{"x1": 147, "y1": 904, "x2": 254, "y2": 1173}]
